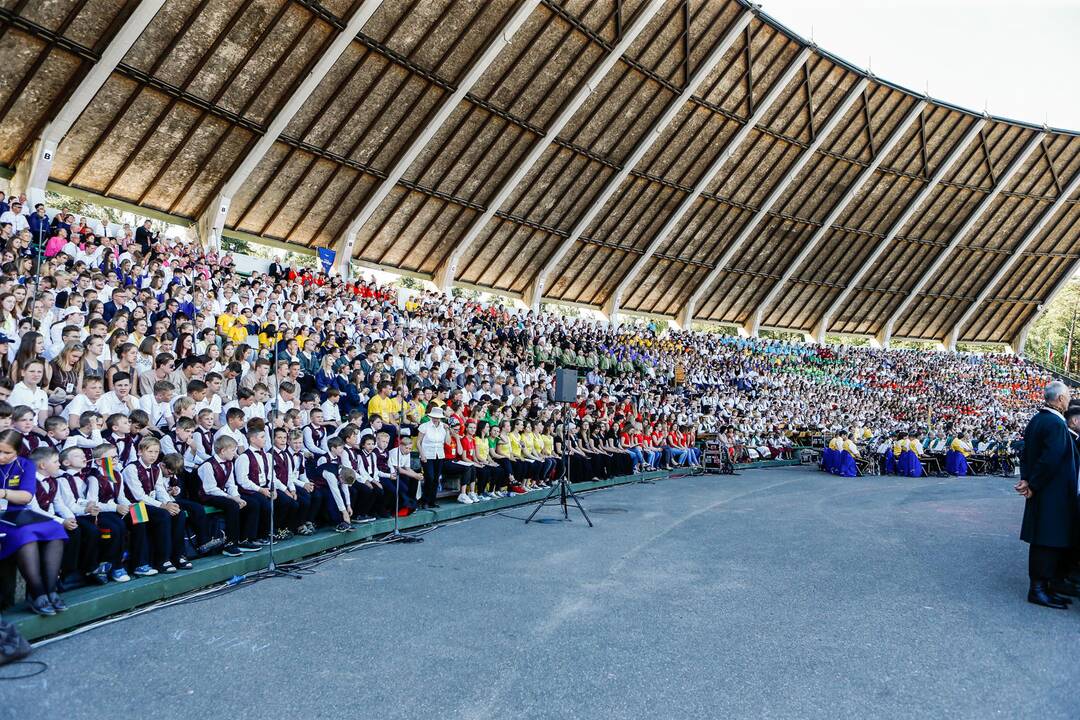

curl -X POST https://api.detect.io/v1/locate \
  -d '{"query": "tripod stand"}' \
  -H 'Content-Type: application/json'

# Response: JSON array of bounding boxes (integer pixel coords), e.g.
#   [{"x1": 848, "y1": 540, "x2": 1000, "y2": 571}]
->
[{"x1": 525, "y1": 416, "x2": 592, "y2": 526}]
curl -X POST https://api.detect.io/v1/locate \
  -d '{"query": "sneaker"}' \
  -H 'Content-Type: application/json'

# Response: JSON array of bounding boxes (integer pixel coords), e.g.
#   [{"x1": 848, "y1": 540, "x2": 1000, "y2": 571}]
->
[
  {"x1": 510, "y1": 485, "x2": 526, "y2": 494},
  {"x1": 297, "y1": 524, "x2": 315, "y2": 536},
  {"x1": 88, "y1": 562, "x2": 110, "y2": 585},
  {"x1": 222, "y1": 544, "x2": 243, "y2": 557},
  {"x1": 253, "y1": 537, "x2": 271, "y2": 546},
  {"x1": 134, "y1": 565, "x2": 158, "y2": 577},
  {"x1": 237, "y1": 541, "x2": 261, "y2": 552},
  {"x1": 334, "y1": 522, "x2": 352, "y2": 533},
  {"x1": 48, "y1": 592, "x2": 68, "y2": 612},
  {"x1": 353, "y1": 515, "x2": 376, "y2": 524},
  {"x1": 397, "y1": 507, "x2": 411, "y2": 517},
  {"x1": 175, "y1": 557, "x2": 193, "y2": 570},
  {"x1": 457, "y1": 492, "x2": 473, "y2": 504},
  {"x1": 111, "y1": 568, "x2": 131, "y2": 583},
  {"x1": 469, "y1": 492, "x2": 481, "y2": 503},
  {"x1": 160, "y1": 561, "x2": 177, "y2": 574},
  {"x1": 29, "y1": 595, "x2": 55, "y2": 616}
]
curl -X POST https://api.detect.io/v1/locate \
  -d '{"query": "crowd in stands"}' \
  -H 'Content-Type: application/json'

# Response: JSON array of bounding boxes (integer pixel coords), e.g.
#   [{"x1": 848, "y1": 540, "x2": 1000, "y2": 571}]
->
[{"x1": 0, "y1": 193, "x2": 1051, "y2": 617}]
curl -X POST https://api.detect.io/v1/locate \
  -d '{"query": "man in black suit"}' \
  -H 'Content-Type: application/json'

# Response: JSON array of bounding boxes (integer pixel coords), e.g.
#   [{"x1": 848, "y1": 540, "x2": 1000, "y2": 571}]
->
[
  {"x1": 268, "y1": 260, "x2": 284, "y2": 280},
  {"x1": 1016, "y1": 381, "x2": 1078, "y2": 608},
  {"x1": 135, "y1": 219, "x2": 156, "y2": 255}
]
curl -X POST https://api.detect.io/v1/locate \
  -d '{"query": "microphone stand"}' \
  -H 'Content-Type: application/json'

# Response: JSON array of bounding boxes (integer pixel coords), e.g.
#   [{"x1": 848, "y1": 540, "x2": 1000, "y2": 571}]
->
[{"x1": 383, "y1": 380, "x2": 423, "y2": 544}]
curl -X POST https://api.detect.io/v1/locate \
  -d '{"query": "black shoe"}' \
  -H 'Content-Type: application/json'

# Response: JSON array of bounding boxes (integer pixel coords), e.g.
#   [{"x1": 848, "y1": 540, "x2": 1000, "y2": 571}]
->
[
  {"x1": 1050, "y1": 593, "x2": 1074, "y2": 605},
  {"x1": 237, "y1": 541, "x2": 261, "y2": 552},
  {"x1": 1050, "y1": 581, "x2": 1080, "y2": 598},
  {"x1": 222, "y1": 544, "x2": 243, "y2": 557},
  {"x1": 1028, "y1": 581, "x2": 1068, "y2": 609},
  {"x1": 175, "y1": 556, "x2": 193, "y2": 570}
]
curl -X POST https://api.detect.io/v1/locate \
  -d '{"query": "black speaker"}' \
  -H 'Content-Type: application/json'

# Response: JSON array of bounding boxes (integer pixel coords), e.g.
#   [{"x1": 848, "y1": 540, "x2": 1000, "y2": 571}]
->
[{"x1": 554, "y1": 368, "x2": 577, "y2": 403}]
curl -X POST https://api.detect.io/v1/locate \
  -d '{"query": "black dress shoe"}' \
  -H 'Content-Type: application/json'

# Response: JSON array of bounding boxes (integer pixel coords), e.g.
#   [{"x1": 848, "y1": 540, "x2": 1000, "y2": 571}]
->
[
  {"x1": 1050, "y1": 581, "x2": 1080, "y2": 598},
  {"x1": 1029, "y1": 581, "x2": 1068, "y2": 609}
]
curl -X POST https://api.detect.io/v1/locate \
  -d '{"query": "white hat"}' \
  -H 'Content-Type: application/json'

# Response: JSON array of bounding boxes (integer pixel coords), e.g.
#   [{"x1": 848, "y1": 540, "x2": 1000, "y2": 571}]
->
[{"x1": 427, "y1": 406, "x2": 445, "y2": 419}]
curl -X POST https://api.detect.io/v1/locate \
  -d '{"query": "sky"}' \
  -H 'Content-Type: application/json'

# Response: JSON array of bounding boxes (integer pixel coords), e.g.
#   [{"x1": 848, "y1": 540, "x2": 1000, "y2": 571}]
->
[{"x1": 760, "y1": 0, "x2": 1080, "y2": 131}]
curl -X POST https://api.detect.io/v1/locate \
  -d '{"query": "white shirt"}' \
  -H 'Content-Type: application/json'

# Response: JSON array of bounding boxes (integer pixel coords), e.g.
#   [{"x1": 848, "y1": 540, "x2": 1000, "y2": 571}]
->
[
  {"x1": 9, "y1": 382, "x2": 48, "y2": 415},
  {"x1": 0, "y1": 211, "x2": 28, "y2": 233},
  {"x1": 99, "y1": 391, "x2": 135, "y2": 417},
  {"x1": 418, "y1": 421, "x2": 448, "y2": 459}
]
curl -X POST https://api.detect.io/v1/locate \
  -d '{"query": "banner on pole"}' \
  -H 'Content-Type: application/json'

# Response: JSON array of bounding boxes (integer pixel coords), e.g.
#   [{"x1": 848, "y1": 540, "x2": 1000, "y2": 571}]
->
[{"x1": 317, "y1": 248, "x2": 336, "y2": 274}]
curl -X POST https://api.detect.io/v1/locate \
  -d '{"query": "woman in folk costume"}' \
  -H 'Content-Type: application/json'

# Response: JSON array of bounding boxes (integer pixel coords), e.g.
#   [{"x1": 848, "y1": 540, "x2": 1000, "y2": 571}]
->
[
  {"x1": 897, "y1": 431, "x2": 924, "y2": 478},
  {"x1": 822, "y1": 434, "x2": 842, "y2": 474},
  {"x1": 945, "y1": 431, "x2": 974, "y2": 476},
  {"x1": 836, "y1": 431, "x2": 859, "y2": 478}
]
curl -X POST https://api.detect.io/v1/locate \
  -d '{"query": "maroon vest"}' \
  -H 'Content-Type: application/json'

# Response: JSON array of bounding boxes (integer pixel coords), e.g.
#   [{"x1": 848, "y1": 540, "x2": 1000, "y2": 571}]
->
[
  {"x1": 35, "y1": 476, "x2": 59, "y2": 511},
  {"x1": 92, "y1": 466, "x2": 124, "y2": 505},
  {"x1": 195, "y1": 427, "x2": 214, "y2": 455},
  {"x1": 199, "y1": 457, "x2": 234, "y2": 499},
  {"x1": 134, "y1": 462, "x2": 160, "y2": 495},
  {"x1": 272, "y1": 449, "x2": 289, "y2": 484},
  {"x1": 243, "y1": 448, "x2": 270, "y2": 490},
  {"x1": 61, "y1": 471, "x2": 83, "y2": 502}
]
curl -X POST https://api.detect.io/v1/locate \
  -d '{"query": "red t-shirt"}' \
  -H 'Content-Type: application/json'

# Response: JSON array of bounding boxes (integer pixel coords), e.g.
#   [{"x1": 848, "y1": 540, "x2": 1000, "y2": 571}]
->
[{"x1": 459, "y1": 436, "x2": 476, "y2": 461}]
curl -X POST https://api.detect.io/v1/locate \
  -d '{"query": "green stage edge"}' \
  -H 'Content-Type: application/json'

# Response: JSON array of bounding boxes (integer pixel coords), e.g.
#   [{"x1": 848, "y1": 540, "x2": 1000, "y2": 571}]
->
[{"x1": 8, "y1": 461, "x2": 800, "y2": 641}]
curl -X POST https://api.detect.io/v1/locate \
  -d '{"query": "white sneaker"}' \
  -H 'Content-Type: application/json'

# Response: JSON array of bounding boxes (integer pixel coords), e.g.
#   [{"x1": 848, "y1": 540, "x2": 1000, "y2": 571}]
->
[
  {"x1": 457, "y1": 493, "x2": 473, "y2": 504},
  {"x1": 469, "y1": 492, "x2": 482, "y2": 503}
]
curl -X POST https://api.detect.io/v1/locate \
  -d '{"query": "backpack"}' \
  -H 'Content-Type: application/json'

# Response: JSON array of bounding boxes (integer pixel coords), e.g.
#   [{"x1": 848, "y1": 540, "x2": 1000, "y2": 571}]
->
[{"x1": 0, "y1": 619, "x2": 31, "y2": 666}]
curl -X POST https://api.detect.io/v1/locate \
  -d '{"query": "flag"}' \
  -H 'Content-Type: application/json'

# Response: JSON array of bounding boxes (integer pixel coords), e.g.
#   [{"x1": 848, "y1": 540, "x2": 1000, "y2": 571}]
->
[
  {"x1": 317, "y1": 247, "x2": 336, "y2": 274},
  {"x1": 100, "y1": 456, "x2": 119, "y2": 481},
  {"x1": 128, "y1": 501, "x2": 149, "y2": 525},
  {"x1": 1048, "y1": 339, "x2": 1054, "y2": 363},
  {"x1": 100, "y1": 526, "x2": 112, "y2": 540}
]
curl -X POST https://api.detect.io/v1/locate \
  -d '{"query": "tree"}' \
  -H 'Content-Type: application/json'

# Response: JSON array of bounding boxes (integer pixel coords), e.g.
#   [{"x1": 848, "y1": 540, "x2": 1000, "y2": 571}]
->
[{"x1": 1025, "y1": 278, "x2": 1080, "y2": 371}]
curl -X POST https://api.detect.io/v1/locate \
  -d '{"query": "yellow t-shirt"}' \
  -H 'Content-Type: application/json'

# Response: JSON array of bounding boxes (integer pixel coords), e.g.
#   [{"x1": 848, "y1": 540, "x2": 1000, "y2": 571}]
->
[
  {"x1": 542, "y1": 434, "x2": 554, "y2": 455},
  {"x1": 368, "y1": 394, "x2": 402, "y2": 419},
  {"x1": 496, "y1": 438, "x2": 512, "y2": 456},
  {"x1": 475, "y1": 440, "x2": 490, "y2": 461},
  {"x1": 951, "y1": 438, "x2": 971, "y2": 457},
  {"x1": 507, "y1": 431, "x2": 523, "y2": 459},
  {"x1": 522, "y1": 432, "x2": 538, "y2": 455}
]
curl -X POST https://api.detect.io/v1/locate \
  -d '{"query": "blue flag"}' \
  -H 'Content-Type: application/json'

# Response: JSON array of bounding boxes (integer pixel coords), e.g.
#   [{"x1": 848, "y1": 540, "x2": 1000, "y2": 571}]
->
[{"x1": 317, "y1": 247, "x2": 336, "y2": 274}]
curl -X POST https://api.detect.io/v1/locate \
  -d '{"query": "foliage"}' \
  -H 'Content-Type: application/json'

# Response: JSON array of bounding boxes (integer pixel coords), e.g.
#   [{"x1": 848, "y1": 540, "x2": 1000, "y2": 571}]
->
[
  {"x1": 451, "y1": 286, "x2": 481, "y2": 301},
  {"x1": 1025, "y1": 278, "x2": 1080, "y2": 371},
  {"x1": 44, "y1": 190, "x2": 125, "y2": 225},
  {"x1": 395, "y1": 276, "x2": 422, "y2": 290},
  {"x1": 690, "y1": 322, "x2": 737, "y2": 336},
  {"x1": 825, "y1": 334, "x2": 871, "y2": 347},
  {"x1": 760, "y1": 328, "x2": 806, "y2": 343},
  {"x1": 221, "y1": 235, "x2": 254, "y2": 255}
]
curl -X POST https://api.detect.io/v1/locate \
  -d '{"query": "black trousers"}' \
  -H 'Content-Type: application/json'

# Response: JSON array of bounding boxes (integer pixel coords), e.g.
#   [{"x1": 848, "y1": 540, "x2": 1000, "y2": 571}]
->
[
  {"x1": 443, "y1": 461, "x2": 477, "y2": 492},
  {"x1": 202, "y1": 495, "x2": 259, "y2": 544},
  {"x1": 145, "y1": 505, "x2": 187, "y2": 567},
  {"x1": 351, "y1": 482, "x2": 388, "y2": 517},
  {"x1": 1029, "y1": 544, "x2": 1065, "y2": 581},
  {"x1": 273, "y1": 492, "x2": 298, "y2": 531},
  {"x1": 95, "y1": 512, "x2": 127, "y2": 567},
  {"x1": 293, "y1": 486, "x2": 316, "y2": 527},
  {"x1": 64, "y1": 516, "x2": 101, "y2": 575},
  {"x1": 421, "y1": 458, "x2": 443, "y2": 504},
  {"x1": 240, "y1": 491, "x2": 273, "y2": 539},
  {"x1": 175, "y1": 497, "x2": 209, "y2": 546}
]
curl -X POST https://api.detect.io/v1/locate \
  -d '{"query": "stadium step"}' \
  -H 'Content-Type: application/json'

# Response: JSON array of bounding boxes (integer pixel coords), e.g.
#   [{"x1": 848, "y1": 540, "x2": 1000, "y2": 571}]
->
[{"x1": 6, "y1": 469, "x2": 676, "y2": 641}]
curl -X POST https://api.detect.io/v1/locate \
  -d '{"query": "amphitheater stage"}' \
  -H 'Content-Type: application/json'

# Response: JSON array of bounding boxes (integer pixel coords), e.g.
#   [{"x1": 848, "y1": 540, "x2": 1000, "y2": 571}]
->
[{"x1": 6, "y1": 467, "x2": 1077, "y2": 720}]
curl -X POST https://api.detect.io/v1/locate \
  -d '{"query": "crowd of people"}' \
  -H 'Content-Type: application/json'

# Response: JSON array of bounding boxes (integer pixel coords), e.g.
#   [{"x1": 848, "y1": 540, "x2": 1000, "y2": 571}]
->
[{"x1": 0, "y1": 195, "x2": 1053, "y2": 618}]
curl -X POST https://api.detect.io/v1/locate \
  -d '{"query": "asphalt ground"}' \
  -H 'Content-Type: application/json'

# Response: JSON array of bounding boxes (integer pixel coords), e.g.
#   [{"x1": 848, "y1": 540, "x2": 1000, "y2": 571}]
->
[{"x1": 4, "y1": 466, "x2": 1076, "y2": 720}]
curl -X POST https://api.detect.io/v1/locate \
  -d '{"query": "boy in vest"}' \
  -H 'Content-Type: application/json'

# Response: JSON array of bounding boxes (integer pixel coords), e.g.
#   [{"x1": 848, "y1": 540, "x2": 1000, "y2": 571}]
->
[
  {"x1": 232, "y1": 418, "x2": 275, "y2": 543},
  {"x1": 215, "y1": 407, "x2": 248, "y2": 453},
  {"x1": 121, "y1": 437, "x2": 191, "y2": 573},
  {"x1": 302, "y1": 408, "x2": 329, "y2": 478},
  {"x1": 285, "y1": 428, "x2": 316, "y2": 533},
  {"x1": 57, "y1": 446, "x2": 120, "y2": 584},
  {"x1": 29, "y1": 447, "x2": 83, "y2": 597},
  {"x1": 353, "y1": 433, "x2": 388, "y2": 519},
  {"x1": 197, "y1": 435, "x2": 259, "y2": 556},
  {"x1": 267, "y1": 426, "x2": 304, "y2": 538},
  {"x1": 313, "y1": 436, "x2": 356, "y2": 531},
  {"x1": 89, "y1": 444, "x2": 135, "y2": 581}
]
